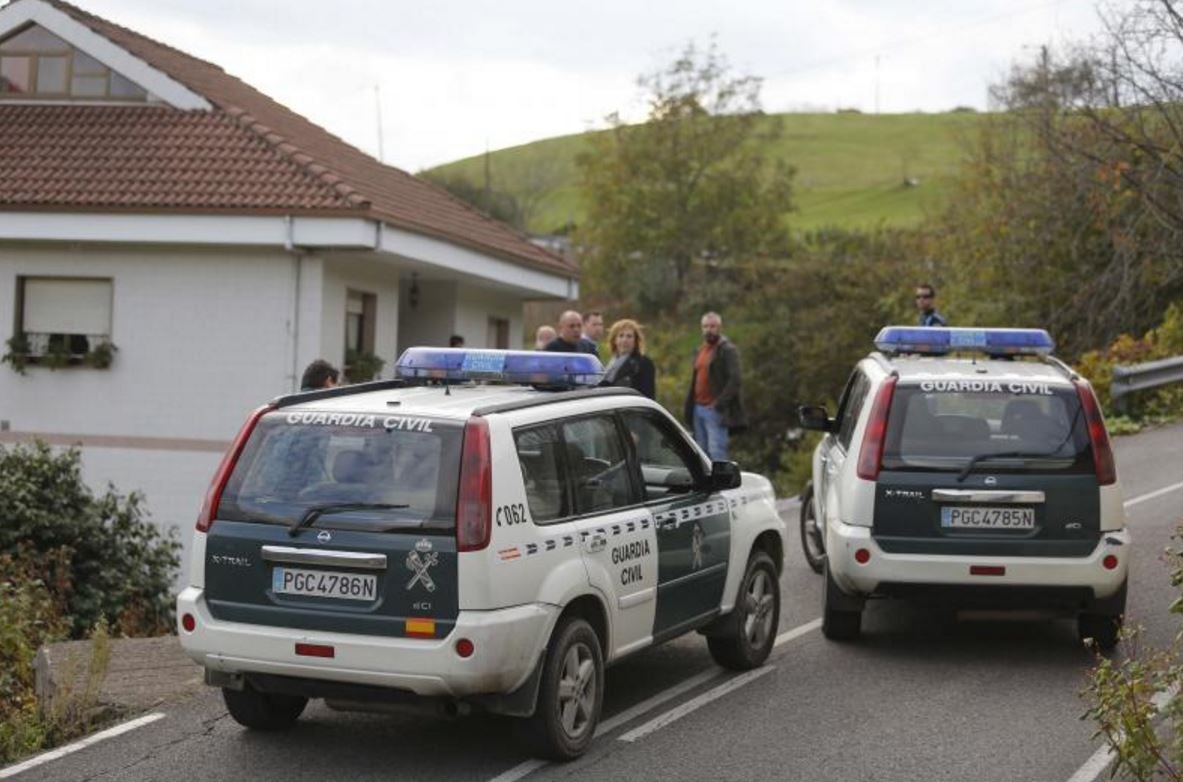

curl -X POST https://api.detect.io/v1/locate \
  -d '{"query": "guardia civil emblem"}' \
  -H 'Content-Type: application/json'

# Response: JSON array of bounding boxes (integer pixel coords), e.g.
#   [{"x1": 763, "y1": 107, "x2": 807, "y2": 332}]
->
[
  {"x1": 406, "y1": 538, "x2": 439, "y2": 592},
  {"x1": 691, "y1": 523, "x2": 705, "y2": 570}
]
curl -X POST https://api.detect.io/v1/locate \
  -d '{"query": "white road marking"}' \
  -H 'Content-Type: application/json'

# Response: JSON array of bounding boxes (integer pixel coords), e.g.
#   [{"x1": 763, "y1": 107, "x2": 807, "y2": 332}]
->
[
  {"x1": 775, "y1": 617, "x2": 822, "y2": 646},
  {"x1": 0, "y1": 712, "x2": 165, "y2": 779},
  {"x1": 1124, "y1": 480, "x2": 1183, "y2": 509},
  {"x1": 486, "y1": 759, "x2": 548, "y2": 782},
  {"x1": 617, "y1": 666, "x2": 776, "y2": 743},
  {"x1": 596, "y1": 668, "x2": 721, "y2": 736}
]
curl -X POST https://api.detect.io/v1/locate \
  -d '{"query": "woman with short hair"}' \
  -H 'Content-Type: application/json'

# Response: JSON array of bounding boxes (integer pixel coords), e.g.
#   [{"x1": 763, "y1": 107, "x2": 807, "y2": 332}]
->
[{"x1": 600, "y1": 319, "x2": 656, "y2": 399}]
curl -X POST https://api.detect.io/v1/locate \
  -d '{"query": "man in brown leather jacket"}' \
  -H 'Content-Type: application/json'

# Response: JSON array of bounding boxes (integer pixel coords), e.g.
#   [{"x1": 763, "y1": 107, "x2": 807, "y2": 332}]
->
[{"x1": 683, "y1": 312, "x2": 746, "y2": 460}]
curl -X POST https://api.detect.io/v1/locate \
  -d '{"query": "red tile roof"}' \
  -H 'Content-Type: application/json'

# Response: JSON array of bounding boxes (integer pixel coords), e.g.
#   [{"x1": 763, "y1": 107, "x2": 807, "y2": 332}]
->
[{"x1": 0, "y1": 0, "x2": 576, "y2": 277}]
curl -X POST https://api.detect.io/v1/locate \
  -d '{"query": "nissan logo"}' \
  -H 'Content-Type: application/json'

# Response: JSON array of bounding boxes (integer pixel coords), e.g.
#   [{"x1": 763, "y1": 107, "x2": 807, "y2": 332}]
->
[
  {"x1": 984, "y1": 476, "x2": 998, "y2": 486},
  {"x1": 317, "y1": 530, "x2": 332, "y2": 543}
]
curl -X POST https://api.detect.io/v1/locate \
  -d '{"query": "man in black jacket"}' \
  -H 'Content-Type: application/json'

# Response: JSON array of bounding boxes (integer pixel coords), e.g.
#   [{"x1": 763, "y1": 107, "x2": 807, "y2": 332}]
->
[
  {"x1": 683, "y1": 312, "x2": 746, "y2": 460},
  {"x1": 544, "y1": 310, "x2": 598, "y2": 354}
]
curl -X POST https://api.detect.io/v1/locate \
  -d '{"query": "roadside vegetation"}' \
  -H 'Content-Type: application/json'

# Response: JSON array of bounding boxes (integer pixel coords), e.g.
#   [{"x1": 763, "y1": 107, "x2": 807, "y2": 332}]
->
[{"x1": 0, "y1": 442, "x2": 179, "y2": 765}]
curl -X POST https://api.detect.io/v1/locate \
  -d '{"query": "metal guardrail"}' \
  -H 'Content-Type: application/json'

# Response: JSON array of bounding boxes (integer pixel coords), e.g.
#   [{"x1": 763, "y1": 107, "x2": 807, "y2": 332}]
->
[{"x1": 1111, "y1": 355, "x2": 1183, "y2": 412}]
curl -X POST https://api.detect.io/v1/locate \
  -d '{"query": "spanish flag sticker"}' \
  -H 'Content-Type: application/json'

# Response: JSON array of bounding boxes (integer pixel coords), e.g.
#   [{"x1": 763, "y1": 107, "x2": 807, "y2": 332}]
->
[{"x1": 406, "y1": 618, "x2": 436, "y2": 638}]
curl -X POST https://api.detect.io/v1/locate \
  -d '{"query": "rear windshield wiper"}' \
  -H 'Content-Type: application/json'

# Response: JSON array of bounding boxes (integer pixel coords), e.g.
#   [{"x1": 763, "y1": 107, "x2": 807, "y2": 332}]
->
[
  {"x1": 289, "y1": 503, "x2": 409, "y2": 537},
  {"x1": 956, "y1": 450, "x2": 1065, "y2": 483}
]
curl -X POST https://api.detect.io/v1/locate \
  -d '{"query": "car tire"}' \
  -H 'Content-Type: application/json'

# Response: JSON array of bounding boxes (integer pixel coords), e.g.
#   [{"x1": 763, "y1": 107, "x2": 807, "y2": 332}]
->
[
  {"x1": 1078, "y1": 613, "x2": 1122, "y2": 652},
  {"x1": 519, "y1": 617, "x2": 603, "y2": 761},
  {"x1": 222, "y1": 685, "x2": 307, "y2": 731},
  {"x1": 708, "y1": 550, "x2": 781, "y2": 670},
  {"x1": 799, "y1": 483, "x2": 825, "y2": 575},
  {"x1": 822, "y1": 560, "x2": 862, "y2": 642},
  {"x1": 1078, "y1": 580, "x2": 1127, "y2": 652}
]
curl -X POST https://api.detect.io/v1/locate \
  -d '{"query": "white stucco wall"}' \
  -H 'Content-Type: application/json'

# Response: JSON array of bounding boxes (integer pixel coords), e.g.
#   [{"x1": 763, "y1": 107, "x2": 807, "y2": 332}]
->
[
  {"x1": 454, "y1": 281, "x2": 524, "y2": 349},
  {"x1": 397, "y1": 278, "x2": 457, "y2": 352},
  {"x1": 0, "y1": 245, "x2": 301, "y2": 439}
]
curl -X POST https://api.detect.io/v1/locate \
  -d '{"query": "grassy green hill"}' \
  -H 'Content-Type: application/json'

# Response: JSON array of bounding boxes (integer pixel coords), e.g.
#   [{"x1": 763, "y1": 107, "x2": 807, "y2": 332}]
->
[{"x1": 425, "y1": 111, "x2": 987, "y2": 233}]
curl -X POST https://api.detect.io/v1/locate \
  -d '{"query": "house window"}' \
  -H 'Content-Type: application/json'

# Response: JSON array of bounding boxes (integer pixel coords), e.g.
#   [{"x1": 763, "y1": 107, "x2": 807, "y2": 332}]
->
[
  {"x1": 14, "y1": 276, "x2": 113, "y2": 362},
  {"x1": 487, "y1": 317, "x2": 509, "y2": 349},
  {"x1": 345, "y1": 289, "x2": 376, "y2": 356},
  {"x1": 0, "y1": 24, "x2": 148, "y2": 101}
]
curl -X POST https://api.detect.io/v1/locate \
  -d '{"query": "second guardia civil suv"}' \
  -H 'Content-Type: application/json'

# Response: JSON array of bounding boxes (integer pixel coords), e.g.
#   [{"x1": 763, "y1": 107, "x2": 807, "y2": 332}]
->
[
  {"x1": 177, "y1": 348, "x2": 786, "y2": 760},
  {"x1": 797, "y1": 327, "x2": 1128, "y2": 649}
]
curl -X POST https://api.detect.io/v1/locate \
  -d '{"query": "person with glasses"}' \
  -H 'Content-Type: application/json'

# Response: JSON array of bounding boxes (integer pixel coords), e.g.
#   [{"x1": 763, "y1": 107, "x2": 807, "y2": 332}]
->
[{"x1": 915, "y1": 284, "x2": 947, "y2": 327}]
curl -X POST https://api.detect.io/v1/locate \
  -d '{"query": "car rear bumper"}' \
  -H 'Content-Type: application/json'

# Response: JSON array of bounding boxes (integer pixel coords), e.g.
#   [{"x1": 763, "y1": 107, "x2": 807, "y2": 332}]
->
[
  {"x1": 176, "y1": 587, "x2": 556, "y2": 697},
  {"x1": 826, "y1": 522, "x2": 1130, "y2": 602}
]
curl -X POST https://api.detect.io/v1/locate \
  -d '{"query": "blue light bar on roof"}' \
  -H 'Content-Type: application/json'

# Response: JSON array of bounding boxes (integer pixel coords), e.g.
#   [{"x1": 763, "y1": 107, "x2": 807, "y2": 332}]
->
[
  {"x1": 873, "y1": 327, "x2": 1055, "y2": 356},
  {"x1": 395, "y1": 348, "x2": 604, "y2": 387}
]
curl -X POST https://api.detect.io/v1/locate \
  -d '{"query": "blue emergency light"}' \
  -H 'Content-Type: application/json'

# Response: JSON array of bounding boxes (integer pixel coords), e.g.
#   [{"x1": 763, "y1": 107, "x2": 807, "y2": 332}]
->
[
  {"x1": 874, "y1": 327, "x2": 1055, "y2": 356},
  {"x1": 395, "y1": 348, "x2": 604, "y2": 387}
]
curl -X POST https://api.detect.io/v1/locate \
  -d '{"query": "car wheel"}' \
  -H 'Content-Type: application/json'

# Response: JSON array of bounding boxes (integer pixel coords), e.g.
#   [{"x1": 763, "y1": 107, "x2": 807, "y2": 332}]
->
[
  {"x1": 799, "y1": 483, "x2": 825, "y2": 574},
  {"x1": 822, "y1": 560, "x2": 862, "y2": 642},
  {"x1": 519, "y1": 617, "x2": 603, "y2": 761},
  {"x1": 222, "y1": 685, "x2": 307, "y2": 731},
  {"x1": 1079, "y1": 580, "x2": 1127, "y2": 653},
  {"x1": 708, "y1": 550, "x2": 781, "y2": 670}
]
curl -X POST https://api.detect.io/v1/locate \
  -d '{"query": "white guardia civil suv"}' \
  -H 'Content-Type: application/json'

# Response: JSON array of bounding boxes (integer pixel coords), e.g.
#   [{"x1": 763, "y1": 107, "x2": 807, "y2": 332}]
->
[
  {"x1": 797, "y1": 327, "x2": 1129, "y2": 649},
  {"x1": 177, "y1": 348, "x2": 787, "y2": 760}
]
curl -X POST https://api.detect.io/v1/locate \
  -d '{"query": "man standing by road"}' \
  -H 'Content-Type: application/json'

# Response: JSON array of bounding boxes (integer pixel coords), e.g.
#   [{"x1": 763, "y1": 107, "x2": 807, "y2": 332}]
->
[
  {"x1": 915, "y1": 283, "x2": 947, "y2": 327},
  {"x1": 580, "y1": 310, "x2": 605, "y2": 355},
  {"x1": 684, "y1": 312, "x2": 745, "y2": 461},
  {"x1": 545, "y1": 310, "x2": 597, "y2": 354}
]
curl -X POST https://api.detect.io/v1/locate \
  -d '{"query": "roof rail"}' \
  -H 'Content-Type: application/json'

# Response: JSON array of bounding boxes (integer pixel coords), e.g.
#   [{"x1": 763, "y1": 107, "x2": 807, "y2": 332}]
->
[
  {"x1": 472, "y1": 386, "x2": 643, "y2": 417},
  {"x1": 869, "y1": 351, "x2": 895, "y2": 373},
  {"x1": 1042, "y1": 355, "x2": 1079, "y2": 381},
  {"x1": 271, "y1": 379, "x2": 407, "y2": 409}
]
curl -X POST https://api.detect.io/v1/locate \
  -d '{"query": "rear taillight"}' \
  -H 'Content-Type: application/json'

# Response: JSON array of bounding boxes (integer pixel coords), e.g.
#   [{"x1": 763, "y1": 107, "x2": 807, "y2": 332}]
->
[
  {"x1": 857, "y1": 377, "x2": 897, "y2": 481},
  {"x1": 1074, "y1": 381, "x2": 1116, "y2": 486},
  {"x1": 196, "y1": 404, "x2": 274, "y2": 533},
  {"x1": 456, "y1": 416, "x2": 492, "y2": 552}
]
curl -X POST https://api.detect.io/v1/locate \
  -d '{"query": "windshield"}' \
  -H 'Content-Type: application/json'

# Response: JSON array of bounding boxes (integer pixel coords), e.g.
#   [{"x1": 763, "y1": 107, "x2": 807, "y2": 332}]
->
[
  {"x1": 881, "y1": 382, "x2": 1094, "y2": 474},
  {"x1": 218, "y1": 412, "x2": 463, "y2": 531}
]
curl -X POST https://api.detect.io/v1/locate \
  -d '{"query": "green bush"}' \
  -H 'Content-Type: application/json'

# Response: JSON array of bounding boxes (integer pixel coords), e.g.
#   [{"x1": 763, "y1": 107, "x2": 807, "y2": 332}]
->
[
  {"x1": 1076, "y1": 303, "x2": 1183, "y2": 424},
  {"x1": 0, "y1": 546, "x2": 67, "y2": 763},
  {"x1": 0, "y1": 441, "x2": 180, "y2": 638},
  {"x1": 1083, "y1": 527, "x2": 1183, "y2": 781}
]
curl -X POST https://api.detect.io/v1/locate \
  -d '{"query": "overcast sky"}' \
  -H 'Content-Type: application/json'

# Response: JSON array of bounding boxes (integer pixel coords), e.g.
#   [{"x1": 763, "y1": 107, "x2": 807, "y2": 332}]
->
[{"x1": 79, "y1": 0, "x2": 1123, "y2": 172}]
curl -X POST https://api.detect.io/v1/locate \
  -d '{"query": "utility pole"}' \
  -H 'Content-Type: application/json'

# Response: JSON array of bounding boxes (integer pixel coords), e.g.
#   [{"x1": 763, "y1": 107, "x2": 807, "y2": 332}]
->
[
  {"x1": 374, "y1": 84, "x2": 385, "y2": 163},
  {"x1": 483, "y1": 141, "x2": 492, "y2": 212},
  {"x1": 875, "y1": 54, "x2": 881, "y2": 114}
]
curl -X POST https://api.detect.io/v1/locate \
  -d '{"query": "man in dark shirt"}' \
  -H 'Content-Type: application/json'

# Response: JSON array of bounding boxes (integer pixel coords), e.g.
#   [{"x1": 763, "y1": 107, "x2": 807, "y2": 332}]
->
[
  {"x1": 300, "y1": 359, "x2": 339, "y2": 391},
  {"x1": 545, "y1": 310, "x2": 597, "y2": 354},
  {"x1": 915, "y1": 283, "x2": 948, "y2": 327}
]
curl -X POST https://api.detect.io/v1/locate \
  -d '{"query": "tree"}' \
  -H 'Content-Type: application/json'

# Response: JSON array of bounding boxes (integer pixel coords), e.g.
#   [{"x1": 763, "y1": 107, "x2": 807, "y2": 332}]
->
[
  {"x1": 941, "y1": 0, "x2": 1183, "y2": 356},
  {"x1": 577, "y1": 41, "x2": 795, "y2": 315}
]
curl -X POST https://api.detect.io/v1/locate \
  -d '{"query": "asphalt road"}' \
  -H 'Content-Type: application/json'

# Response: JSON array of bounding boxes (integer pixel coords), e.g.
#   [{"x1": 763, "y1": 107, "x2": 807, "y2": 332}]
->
[{"x1": 9, "y1": 421, "x2": 1183, "y2": 782}]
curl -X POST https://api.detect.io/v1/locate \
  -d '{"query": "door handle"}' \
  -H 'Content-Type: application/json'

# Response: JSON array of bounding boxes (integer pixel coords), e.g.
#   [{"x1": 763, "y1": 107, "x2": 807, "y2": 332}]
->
[{"x1": 585, "y1": 533, "x2": 607, "y2": 553}]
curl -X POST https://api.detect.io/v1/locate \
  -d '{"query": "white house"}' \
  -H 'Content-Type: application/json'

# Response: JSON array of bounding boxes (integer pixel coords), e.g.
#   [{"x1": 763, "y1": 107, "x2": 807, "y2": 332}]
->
[{"x1": 0, "y1": 0, "x2": 579, "y2": 582}]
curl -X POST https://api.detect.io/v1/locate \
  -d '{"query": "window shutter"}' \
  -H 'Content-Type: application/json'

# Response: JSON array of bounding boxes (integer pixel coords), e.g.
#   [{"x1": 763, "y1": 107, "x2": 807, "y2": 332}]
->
[{"x1": 23, "y1": 278, "x2": 112, "y2": 335}]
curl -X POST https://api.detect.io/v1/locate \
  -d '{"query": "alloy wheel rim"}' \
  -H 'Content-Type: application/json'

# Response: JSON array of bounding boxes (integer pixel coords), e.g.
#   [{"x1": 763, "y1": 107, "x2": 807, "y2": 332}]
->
[
  {"x1": 742, "y1": 569, "x2": 776, "y2": 649},
  {"x1": 804, "y1": 506, "x2": 824, "y2": 560},
  {"x1": 556, "y1": 642, "x2": 596, "y2": 738}
]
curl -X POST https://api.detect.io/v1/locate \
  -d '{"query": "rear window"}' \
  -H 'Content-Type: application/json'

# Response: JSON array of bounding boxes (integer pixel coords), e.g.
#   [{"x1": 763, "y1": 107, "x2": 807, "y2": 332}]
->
[
  {"x1": 881, "y1": 381, "x2": 1094, "y2": 473},
  {"x1": 218, "y1": 411, "x2": 463, "y2": 532}
]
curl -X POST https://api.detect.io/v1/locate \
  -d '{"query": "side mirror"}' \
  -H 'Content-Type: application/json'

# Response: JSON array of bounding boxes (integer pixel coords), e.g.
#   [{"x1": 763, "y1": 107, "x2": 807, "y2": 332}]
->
[
  {"x1": 798, "y1": 405, "x2": 834, "y2": 433},
  {"x1": 708, "y1": 460, "x2": 742, "y2": 491}
]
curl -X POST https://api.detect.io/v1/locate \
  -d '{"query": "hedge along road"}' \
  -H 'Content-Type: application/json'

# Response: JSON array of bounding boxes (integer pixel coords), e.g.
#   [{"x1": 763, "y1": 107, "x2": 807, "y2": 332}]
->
[{"x1": 6, "y1": 421, "x2": 1182, "y2": 782}]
